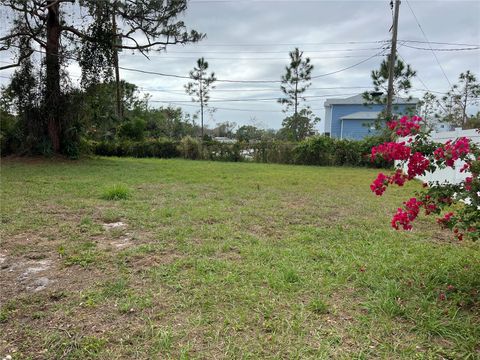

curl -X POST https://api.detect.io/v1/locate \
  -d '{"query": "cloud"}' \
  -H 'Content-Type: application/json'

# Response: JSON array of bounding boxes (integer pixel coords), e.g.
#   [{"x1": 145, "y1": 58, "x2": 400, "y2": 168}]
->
[{"x1": 1, "y1": 0, "x2": 479, "y2": 130}]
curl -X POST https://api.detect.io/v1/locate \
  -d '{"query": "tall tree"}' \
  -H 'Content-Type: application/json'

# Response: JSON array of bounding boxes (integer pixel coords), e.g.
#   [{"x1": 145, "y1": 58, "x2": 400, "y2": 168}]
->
[
  {"x1": 280, "y1": 108, "x2": 319, "y2": 141},
  {"x1": 363, "y1": 57, "x2": 416, "y2": 111},
  {"x1": 278, "y1": 48, "x2": 319, "y2": 141},
  {"x1": 278, "y1": 48, "x2": 313, "y2": 116},
  {"x1": 437, "y1": 71, "x2": 480, "y2": 128},
  {"x1": 184, "y1": 57, "x2": 216, "y2": 138},
  {"x1": 0, "y1": 0, "x2": 203, "y2": 153}
]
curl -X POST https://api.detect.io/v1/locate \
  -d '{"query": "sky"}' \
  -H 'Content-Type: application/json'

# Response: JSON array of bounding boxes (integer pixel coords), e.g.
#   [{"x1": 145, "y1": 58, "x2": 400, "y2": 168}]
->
[{"x1": 1, "y1": 0, "x2": 479, "y2": 132}]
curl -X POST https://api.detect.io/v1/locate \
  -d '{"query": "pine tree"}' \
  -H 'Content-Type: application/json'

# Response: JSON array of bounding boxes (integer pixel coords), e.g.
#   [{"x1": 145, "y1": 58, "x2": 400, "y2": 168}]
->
[
  {"x1": 184, "y1": 58, "x2": 216, "y2": 138},
  {"x1": 278, "y1": 48, "x2": 313, "y2": 116}
]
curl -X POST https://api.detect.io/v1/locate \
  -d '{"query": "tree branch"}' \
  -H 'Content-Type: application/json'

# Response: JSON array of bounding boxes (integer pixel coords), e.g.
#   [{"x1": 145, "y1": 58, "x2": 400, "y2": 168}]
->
[{"x1": 0, "y1": 49, "x2": 34, "y2": 70}]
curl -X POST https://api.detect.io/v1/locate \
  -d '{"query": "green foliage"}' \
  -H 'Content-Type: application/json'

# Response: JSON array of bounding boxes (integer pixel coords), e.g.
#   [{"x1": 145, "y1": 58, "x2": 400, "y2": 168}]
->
[
  {"x1": 118, "y1": 118, "x2": 146, "y2": 141},
  {"x1": 293, "y1": 136, "x2": 335, "y2": 165},
  {"x1": 437, "y1": 71, "x2": 480, "y2": 128},
  {"x1": 101, "y1": 184, "x2": 131, "y2": 201},
  {"x1": 236, "y1": 125, "x2": 264, "y2": 143},
  {"x1": 93, "y1": 138, "x2": 179, "y2": 158},
  {"x1": 465, "y1": 112, "x2": 480, "y2": 129},
  {"x1": 280, "y1": 108, "x2": 320, "y2": 142},
  {"x1": 204, "y1": 141, "x2": 243, "y2": 162},
  {"x1": 252, "y1": 140, "x2": 297, "y2": 164},
  {"x1": 144, "y1": 107, "x2": 196, "y2": 139},
  {"x1": 0, "y1": 109, "x2": 19, "y2": 155},
  {"x1": 178, "y1": 136, "x2": 202, "y2": 160},
  {"x1": 363, "y1": 57, "x2": 416, "y2": 105},
  {"x1": 278, "y1": 48, "x2": 313, "y2": 115},
  {"x1": 90, "y1": 135, "x2": 390, "y2": 168},
  {"x1": 2, "y1": 0, "x2": 203, "y2": 154},
  {"x1": 308, "y1": 298, "x2": 329, "y2": 314},
  {"x1": 185, "y1": 58, "x2": 216, "y2": 136}
]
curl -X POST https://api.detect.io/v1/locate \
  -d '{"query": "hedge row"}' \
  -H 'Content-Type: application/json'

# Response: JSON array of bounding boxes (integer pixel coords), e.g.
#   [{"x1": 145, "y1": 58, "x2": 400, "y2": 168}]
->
[{"x1": 90, "y1": 135, "x2": 391, "y2": 168}]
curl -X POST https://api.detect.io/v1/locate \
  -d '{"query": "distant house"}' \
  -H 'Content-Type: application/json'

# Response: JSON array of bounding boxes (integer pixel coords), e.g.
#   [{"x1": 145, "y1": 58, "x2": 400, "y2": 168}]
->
[
  {"x1": 323, "y1": 94, "x2": 419, "y2": 140},
  {"x1": 214, "y1": 136, "x2": 237, "y2": 144}
]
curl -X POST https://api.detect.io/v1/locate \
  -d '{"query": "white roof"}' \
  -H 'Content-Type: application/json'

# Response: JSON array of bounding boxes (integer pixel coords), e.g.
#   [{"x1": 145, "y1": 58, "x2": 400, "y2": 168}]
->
[
  {"x1": 341, "y1": 111, "x2": 381, "y2": 120},
  {"x1": 324, "y1": 93, "x2": 419, "y2": 106}
]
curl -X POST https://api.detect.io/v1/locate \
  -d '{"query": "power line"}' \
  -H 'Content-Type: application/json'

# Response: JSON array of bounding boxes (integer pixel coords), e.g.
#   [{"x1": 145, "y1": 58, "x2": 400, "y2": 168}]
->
[
  {"x1": 119, "y1": 48, "x2": 385, "y2": 83},
  {"x1": 159, "y1": 92, "x2": 361, "y2": 103},
  {"x1": 139, "y1": 85, "x2": 373, "y2": 93},
  {"x1": 404, "y1": 0, "x2": 453, "y2": 89},
  {"x1": 119, "y1": 54, "x2": 386, "y2": 61},
  {"x1": 311, "y1": 48, "x2": 388, "y2": 79},
  {"x1": 397, "y1": 39, "x2": 480, "y2": 47},
  {"x1": 145, "y1": 46, "x2": 387, "y2": 54},
  {"x1": 400, "y1": 44, "x2": 480, "y2": 52}
]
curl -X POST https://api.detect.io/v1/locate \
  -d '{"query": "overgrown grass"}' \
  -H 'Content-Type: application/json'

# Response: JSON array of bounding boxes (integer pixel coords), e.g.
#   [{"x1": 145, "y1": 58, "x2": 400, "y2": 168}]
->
[
  {"x1": 100, "y1": 183, "x2": 131, "y2": 200},
  {"x1": 0, "y1": 157, "x2": 478, "y2": 359}
]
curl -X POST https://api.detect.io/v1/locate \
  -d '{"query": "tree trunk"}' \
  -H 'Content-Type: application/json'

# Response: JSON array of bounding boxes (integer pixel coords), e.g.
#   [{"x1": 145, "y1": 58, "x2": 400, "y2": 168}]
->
[
  {"x1": 199, "y1": 81, "x2": 204, "y2": 138},
  {"x1": 45, "y1": 0, "x2": 62, "y2": 152}
]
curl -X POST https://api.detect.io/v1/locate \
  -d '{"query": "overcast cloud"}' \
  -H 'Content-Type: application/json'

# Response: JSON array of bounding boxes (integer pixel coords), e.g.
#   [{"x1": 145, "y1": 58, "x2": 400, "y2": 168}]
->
[{"x1": 1, "y1": 0, "x2": 479, "y2": 131}]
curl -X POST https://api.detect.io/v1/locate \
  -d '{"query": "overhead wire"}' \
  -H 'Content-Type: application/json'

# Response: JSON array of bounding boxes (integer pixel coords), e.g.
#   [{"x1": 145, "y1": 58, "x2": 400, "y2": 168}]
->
[{"x1": 404, "y1": 0, "x2": 454, "y2": 89}]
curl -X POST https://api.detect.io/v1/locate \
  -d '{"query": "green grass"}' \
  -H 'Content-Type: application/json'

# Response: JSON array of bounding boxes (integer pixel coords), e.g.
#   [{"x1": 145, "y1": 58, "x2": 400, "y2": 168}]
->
[
  {"x1": 0, "y1": 157, "x2": 479, "y2": 359},
  {"x1": 100, "y1": 183, "x2": 131, "y2": 200}
]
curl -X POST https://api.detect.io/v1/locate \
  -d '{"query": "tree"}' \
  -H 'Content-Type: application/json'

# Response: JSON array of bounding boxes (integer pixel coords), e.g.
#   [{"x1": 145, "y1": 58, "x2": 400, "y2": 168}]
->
[
  {"x1": 278, "y1": 48, "x2": 313, "y2": 116},
  {"x1": 185, "y1": 57, "x2": 216, "y2": 138},
  {"x1": 363, "y1": 57, "x2": 416, "y2": 112},
  {"x1": 418, "y1": 92, "x2": 438, "y2": 130},
  {"x1": 278, "y1": 48, "x2": 319, "y2": 141},
  {"x1": 212, "y1": 121, "x2": 236, "y2": 138},
  {"x1": 280, "y1": 108, "x2": 320, "y2": 141},
  {"x1": 236, "y1": 125, "x2": 264, "y2": 143},
  {"x1": 0, "y1": 0, "x2": 203, "y2": 153},
  {"x1": 436, "y1": 71, "x2": 480, "y2": 128},
  {"x1": 465, "y1": 112, "x2": 480, "y2": 130}
]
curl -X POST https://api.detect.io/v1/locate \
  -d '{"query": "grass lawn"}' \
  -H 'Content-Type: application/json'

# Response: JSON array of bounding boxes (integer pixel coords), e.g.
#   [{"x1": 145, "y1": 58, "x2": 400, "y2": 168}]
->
[{"x1": 0, "y1": 157, "x2": 479, "y2": 359}]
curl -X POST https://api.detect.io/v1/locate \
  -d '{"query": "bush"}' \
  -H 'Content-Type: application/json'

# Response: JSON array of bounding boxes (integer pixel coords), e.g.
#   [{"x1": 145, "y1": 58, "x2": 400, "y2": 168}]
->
[
  {"x1": 117, "y1": 118, "x2": 146, "y2": 141},
  {"x1": 90, "y1": 134, "x2": 392, "y2": 169},
  {"x1": 293, "y1": 136, "x2": 335, "y2": 165},
  {"x1": 204, "y1": 141, "x2": 243, "y2": 162},
  {"x1": 93, "y1": 138, "x2": 179, "y2": 158},
  {"x1": 252, "y1": 141, "x2": 296, "y2": 164},
  {"x1": 178, "y1": 136, "x2": 201, "y2": 160}
]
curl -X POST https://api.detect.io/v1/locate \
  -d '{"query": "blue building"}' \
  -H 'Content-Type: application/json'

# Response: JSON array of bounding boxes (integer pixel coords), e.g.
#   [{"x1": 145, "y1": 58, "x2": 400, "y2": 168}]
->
[{"x1": 323, "y1": 94, "x2": 419, "y2": 140}]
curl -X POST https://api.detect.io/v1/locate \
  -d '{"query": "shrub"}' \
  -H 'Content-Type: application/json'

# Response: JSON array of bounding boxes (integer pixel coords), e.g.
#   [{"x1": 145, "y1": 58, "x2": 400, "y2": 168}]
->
[
  {"x1": 178, "y1": 136, "x2": 201, "y2": 160},
  {"x1": 117, "y1": 118, "x2": 146, "y2": 141},
  {"x1": 370, "y1": 115, "x2": 479, "y2": 241},
  {"x1": 293, "y1": 136, "x2": 335, "y2": 165},
  {"x1": 101, "y1": 184, "x2": 131, "y2": 200},
  {"x1": 252, "y1": 141, "x2": 296, "y2": 164},
  {"x1": 90, "y1": 133, "x2": 393, "y2": 170},
  {"x1": 204, "y1": 141, "x2": 243, "y2": 162},
  {"x1": 92, "y1": 139, "x2": 179, "y2": 158}
]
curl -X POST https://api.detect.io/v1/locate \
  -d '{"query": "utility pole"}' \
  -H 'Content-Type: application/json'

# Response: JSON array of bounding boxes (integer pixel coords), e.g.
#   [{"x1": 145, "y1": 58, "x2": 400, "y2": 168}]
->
[
  {"x1": 386, "y1": 0, "x2": 400, "y2": 119},
  {"x1": 112, "y1": 3, "x2": 122, "y2": 119}
]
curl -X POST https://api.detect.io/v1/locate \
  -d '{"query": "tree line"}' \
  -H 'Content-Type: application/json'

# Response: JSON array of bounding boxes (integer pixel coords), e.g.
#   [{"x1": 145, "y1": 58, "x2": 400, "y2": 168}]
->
[{"x1": 0, "y1": 1, "x2": 478, "y2": 157}]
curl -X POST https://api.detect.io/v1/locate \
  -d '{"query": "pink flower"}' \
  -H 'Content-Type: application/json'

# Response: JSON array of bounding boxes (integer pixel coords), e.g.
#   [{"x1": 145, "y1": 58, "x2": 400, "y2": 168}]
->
[
  {"x1": 370, "y1": 173, "x2": 389, "y2": 196},
  {"x1": 407, "y1": 152, "x2": 430, "y2": 179}
]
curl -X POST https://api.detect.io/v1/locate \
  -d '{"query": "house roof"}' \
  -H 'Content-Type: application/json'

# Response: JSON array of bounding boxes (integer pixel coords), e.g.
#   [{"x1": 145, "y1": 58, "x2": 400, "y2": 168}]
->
[
  {"x1": 341, "y1": 111, "x2": 381, "y2": 120},
  {"x1": 324, "y1": 93, "x2": 419, "y2": 106}
]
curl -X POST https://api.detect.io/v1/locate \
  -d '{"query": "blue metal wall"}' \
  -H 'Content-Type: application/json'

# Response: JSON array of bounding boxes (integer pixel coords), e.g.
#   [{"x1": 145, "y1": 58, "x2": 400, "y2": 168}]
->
[
  {"x1": 330, "y1": 103, "x2": 416, "y2": 139},
  {"x1": 342, "y1": 120, "x2": 377, "y2": 140},
  {"x1": 330, "y1": 103, "x2": 381, "y2": 138}
]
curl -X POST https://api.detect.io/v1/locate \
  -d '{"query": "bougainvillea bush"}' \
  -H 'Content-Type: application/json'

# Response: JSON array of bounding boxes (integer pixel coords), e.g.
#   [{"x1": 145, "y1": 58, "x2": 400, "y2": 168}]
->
[{"x1": 370, "y1": 115, "x2": 479, "y2": 241}]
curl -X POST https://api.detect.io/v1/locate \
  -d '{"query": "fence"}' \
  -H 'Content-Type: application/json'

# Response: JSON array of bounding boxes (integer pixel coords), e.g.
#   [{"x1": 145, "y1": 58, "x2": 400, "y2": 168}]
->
[{"x1": 400, "y1": 128, "x2": 480, "y2": 185}]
